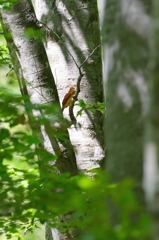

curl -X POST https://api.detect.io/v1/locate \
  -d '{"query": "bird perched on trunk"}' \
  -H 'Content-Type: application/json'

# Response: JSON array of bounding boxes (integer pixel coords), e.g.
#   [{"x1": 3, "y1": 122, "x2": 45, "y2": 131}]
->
[{"x1": 62, "y1": 87, "x2": 76, "y2": 112}]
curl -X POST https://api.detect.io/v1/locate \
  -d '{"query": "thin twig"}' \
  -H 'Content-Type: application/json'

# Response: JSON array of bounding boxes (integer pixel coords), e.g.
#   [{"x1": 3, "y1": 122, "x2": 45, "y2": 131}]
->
[
  {"x1": 41, "y1": 21, "x2": 80, "y2": 69},
  {"x1": 40, "y1": 21, "x2": 100, "y2": 72},
  {"x1": 79, "y1": 44, "x2": 101, "y2": 68},
  {"x1": 69, "y1": 72, "x2": 84, "y2": 124},
  {"x1": 37, "y1": 20, "x2": 100, "y2": 122}
]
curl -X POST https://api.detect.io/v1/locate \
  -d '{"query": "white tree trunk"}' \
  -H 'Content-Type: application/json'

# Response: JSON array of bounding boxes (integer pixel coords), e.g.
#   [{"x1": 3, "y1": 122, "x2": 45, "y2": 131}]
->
[
  {"x1": 1, "y1": 0, "x2": 78, "y2": 176},
  {"x1": 32, "y1": 0, "x2": 104, "y2": 171},
  {"x1": 1, "y1": 0, "x2": 104, "y2": 239}
]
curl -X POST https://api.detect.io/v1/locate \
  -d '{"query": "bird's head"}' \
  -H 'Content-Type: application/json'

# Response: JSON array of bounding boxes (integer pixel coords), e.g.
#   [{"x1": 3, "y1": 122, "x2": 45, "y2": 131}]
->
[{"x1": 69, "y1": 87, "x2": 76, "y2": 93}]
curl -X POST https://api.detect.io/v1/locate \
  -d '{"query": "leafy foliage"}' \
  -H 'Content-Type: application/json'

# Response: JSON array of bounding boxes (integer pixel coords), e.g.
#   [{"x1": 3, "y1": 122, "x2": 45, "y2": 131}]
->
[
  {"x1": 0, "y1": 44, "x2": 12, "y2": 69},
  {"x1": 0, "y1": 10, "x2": 151, "y2": 239},
  {"x1": 0, "y1": 86, "x2": 151, "y2": 239},
  {"x1": 77, "y1": 99, "x2": 105, "y2": 115},
  {"x1": 0, "y1": 0, "x2": 18, "y2": 10}
]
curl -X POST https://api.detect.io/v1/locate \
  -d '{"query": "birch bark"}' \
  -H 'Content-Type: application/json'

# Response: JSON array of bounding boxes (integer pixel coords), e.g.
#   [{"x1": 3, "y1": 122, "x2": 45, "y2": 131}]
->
[
  {"x1": 32, "y1": 0, "x2": 104, "y2": 171},
  {"x1": 1, "y1": 0, "x2": 104, "y2": 239}
]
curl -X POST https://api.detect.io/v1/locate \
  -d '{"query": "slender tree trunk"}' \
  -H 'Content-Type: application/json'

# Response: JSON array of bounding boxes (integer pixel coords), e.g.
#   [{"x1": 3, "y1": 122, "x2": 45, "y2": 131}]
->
[
  {"x1": 1, "y1": 1, "x2": 78, "y2": 239},
  {"x1": 1, "y1": 0, "x2": 78, "y2": 175}
]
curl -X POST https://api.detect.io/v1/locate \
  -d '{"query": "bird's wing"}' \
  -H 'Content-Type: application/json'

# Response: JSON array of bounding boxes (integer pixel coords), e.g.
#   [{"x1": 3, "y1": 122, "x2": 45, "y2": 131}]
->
[{"x1": 62, "y1": 92, "x2": 70, "y2": 106}]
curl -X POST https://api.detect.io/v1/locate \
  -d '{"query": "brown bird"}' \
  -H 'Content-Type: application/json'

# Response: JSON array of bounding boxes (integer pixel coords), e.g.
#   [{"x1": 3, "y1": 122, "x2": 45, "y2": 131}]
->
[{"x1": 62, "y1": 87, "x2": 76, "y2": 112}]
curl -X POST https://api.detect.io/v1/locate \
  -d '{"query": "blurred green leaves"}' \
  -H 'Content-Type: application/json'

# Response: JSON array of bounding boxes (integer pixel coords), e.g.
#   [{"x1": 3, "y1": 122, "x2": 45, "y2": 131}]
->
[
  {"x1": 0, "y1": 44, "x2": 12, "y2": 69},
  {"x1": 0, "y1": 0, "x2": 18, "y2": 10},
  {"x1": 0, "y1": 19, "x2": 151, "y2": 240},
  {"x1": 23, "y1": 28, "x2": 43, "y2": 41},
  {"x1": 77, "y1": 99, "x2": 105, "y2": 115},
  {"x1": 0, "y1": 85, "x2": 151, "y2": 240}
]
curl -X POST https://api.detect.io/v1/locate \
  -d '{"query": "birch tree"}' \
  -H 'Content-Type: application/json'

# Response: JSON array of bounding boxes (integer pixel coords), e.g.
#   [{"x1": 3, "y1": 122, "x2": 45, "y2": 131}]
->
[
  {"x1": 0, "y1": 0, "x2": 104, "y2": 239},
  {"x1": 1, "y1": 0, "x2": 155, "y2": 239}
]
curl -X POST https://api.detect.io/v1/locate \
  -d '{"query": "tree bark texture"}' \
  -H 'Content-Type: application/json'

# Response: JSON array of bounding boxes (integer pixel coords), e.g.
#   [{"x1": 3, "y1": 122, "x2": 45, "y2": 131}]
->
[
  {"x1": 1, "y1": 0, "x2": 104, "y2": 239},
  {"x1": 1, "y1": 2, "x2": 78, "y2": 238},
  {"x1": 32, "y1": 0, "x2": 104, "y2": 171},
  {"x1": 99, "y1": 0, "x2": 151, "y2": 197},
  {"x1": 1, "y1": 0, "x2": 78, "y2": 176}
]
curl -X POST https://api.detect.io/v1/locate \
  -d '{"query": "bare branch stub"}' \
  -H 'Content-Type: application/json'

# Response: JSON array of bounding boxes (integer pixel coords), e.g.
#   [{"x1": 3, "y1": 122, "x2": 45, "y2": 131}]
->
[
  {"x1": 60, "y1": 42, "x2": 99, "y2": 122},
  {"x1": 69, "y1": 45, "x2": 101, "y2": 123},
  {"x1": 69, "y1": 71, "x2": 84, "y2": 124}
]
